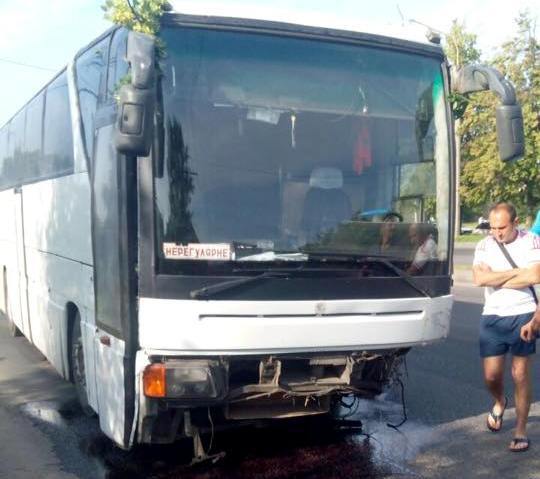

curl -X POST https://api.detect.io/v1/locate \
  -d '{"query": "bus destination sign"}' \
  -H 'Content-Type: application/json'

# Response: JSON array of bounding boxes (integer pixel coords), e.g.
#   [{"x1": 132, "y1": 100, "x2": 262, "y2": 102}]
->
[{"x1": 163, "y1": 243, "x2": 232, "y2": 261}]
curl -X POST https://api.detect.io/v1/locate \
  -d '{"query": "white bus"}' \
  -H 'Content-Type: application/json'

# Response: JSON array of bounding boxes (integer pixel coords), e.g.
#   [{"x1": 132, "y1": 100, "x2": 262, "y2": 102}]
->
[{"x1": 0, "y1": 5, "x2": 523, "y2": 457}]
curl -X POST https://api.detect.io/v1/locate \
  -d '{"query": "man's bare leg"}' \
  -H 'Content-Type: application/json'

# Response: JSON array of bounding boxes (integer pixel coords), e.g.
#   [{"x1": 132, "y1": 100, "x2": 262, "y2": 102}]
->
[
  {"x1": 510, "y1": 355, "x2": 532, "y2": 450},
  {"x1": 483, "y1": 355, "x2": 506, "y2": 430}
]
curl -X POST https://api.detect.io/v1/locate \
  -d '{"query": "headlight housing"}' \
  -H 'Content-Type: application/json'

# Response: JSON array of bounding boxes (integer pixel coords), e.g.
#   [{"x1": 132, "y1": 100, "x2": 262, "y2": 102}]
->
[{"x1": 143, "y1": 359, "x2": 226, "y2": 400}]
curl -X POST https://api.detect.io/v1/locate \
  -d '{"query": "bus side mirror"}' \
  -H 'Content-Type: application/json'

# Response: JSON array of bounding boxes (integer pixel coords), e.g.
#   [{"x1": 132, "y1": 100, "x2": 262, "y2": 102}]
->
[
  {"x1": 115, "y1": 31, "x2": 156, "y2": 157},
  {"x1": 496, "y1": 104, "x2": 524, "y2": 162},
  {"x1": 452, "y1": 65, "x2": 524, "y2": 161}
]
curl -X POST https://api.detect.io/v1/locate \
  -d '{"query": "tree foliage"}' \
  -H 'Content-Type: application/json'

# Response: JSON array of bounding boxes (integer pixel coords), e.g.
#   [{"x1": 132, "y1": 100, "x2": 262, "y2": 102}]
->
[
  {"x1": 460, "y1": 12, "x2": 540, "y2": 222},
  {"x1": 102, "y1": 0, "x2": 168, "y2": 35},
  {"x1": 444, "y1": 20, "x2": 481, "y2": 119},
  {"x1": 445, "y1": 20, "x2": 482, "y2": 67}
]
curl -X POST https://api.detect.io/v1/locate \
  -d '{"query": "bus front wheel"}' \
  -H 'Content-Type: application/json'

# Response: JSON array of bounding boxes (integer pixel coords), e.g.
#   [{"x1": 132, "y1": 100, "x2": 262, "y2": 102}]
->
[
  {"x1": 70, "y1": 312, "x2": 94, "y2": 416},
  {"x1": 7, "y1": 317, "x2": 22, "y2": 337}
]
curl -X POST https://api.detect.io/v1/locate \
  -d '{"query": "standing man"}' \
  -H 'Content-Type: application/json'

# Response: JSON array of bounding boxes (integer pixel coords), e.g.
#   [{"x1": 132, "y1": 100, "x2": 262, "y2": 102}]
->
[{"x1": 473, "y1": 201, "x2": 540, "y2": 452}]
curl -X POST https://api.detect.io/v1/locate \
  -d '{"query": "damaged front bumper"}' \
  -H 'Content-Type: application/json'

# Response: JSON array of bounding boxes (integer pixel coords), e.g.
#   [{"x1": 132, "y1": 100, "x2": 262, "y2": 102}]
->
[{"x1": 136, "y1": 349, "x2": 408, "y2": 443}]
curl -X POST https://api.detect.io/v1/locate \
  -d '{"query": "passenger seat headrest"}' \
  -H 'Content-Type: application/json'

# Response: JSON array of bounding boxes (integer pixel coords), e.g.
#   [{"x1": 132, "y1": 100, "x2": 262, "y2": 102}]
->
[{"x1": 309, "y1": 167, "x2": 343, "y2": 189}]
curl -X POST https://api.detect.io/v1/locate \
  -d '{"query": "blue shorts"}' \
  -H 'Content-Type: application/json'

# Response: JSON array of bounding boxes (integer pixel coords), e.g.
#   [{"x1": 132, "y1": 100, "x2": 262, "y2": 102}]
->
[{"x1": 479, "y1": 312, "x2": 536, "y2": 358}]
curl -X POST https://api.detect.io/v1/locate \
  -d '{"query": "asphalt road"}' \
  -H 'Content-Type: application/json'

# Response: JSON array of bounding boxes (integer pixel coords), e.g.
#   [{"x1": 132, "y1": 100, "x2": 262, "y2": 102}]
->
[
  {"x1": 2, "y1": 284, "x2": 540, "y2": 478},
  {"x1": 453, "y1": 243, "x2": 475, "y2": 267},
  {"x1": 407, "y1": 285, "x2": 491, "y2": 425}
]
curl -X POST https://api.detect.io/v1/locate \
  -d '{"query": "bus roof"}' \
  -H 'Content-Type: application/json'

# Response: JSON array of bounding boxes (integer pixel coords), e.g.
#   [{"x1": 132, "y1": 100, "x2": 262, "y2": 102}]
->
[{"x1": 167, "y1": 1, "x2": 440, "y2": 48}]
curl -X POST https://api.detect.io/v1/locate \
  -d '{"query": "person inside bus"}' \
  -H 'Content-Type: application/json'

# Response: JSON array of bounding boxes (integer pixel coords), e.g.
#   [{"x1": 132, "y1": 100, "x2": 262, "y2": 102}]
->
[
  {"x1": 379, "y1": 212, "x2": 403, "y2": 256},
  {"x1": 406, "y1": 222, "x2": 438, "y2": 275}
]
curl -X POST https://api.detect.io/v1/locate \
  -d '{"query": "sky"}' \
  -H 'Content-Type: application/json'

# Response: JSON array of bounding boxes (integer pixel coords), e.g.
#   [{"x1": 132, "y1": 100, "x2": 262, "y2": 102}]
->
[{"x1": 0, "y1": 0, "x2": 538, "y2": 127}]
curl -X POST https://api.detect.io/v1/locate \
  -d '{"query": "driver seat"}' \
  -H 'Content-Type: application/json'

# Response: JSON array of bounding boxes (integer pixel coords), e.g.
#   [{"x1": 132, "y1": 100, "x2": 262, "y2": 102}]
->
[{"x1": 301, "y1": 167, "x2": 352, "y2": 242}]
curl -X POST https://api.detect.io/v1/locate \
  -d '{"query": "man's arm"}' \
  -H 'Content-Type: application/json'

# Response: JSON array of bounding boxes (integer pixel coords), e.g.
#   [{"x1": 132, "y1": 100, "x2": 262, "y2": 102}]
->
[
  {"x1": 472, "y1": 263, "x2": 520, "y2": 287},
  {"x1": 501, "y1": 263, "x2": 540, "y2": 289}
]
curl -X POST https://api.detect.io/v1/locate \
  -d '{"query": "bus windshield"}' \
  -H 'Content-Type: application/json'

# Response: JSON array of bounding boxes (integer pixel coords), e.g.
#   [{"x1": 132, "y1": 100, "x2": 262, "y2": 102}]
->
[{"x1": 154, "y1": 26, "x2": 450, "y2": 275}]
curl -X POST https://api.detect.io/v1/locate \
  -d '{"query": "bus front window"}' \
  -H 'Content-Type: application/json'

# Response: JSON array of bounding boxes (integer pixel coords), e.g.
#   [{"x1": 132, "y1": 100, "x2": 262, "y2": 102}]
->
[{"x1": 153, "y1": 27, "x2": 450, "y2": 275}]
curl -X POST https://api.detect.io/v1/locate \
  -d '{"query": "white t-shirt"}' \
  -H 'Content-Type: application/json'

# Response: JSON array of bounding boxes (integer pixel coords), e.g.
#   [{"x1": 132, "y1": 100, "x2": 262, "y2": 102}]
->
[
  {"x1": 473, "y1": 231, "x2": 540, "y2": 316},
  {"x1": 412, "y1": 236, "x2": 438, "y2": 270}
]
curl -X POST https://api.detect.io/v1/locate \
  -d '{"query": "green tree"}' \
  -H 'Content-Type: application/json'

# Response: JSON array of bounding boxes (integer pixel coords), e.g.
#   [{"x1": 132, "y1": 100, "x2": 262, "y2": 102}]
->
[
  {"x1": 460, "y1": 12, "x2": 540, "y2": 223},
  {"x1": 102, "y1": 0, "x2": 168, "y2": 35},
  {"x1": 444, "y1": 20, "x2": 482, "y2": 119}
]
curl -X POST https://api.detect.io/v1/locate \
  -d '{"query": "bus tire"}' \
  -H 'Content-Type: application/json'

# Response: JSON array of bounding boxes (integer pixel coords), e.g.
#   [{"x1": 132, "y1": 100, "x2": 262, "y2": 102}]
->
[
  {"x1": 70, "y1": 312, "x2": 94, "y2": 416},
  {"x1": 3, "y1": 269, "x2": 21, "y2": 337},
  {"x1": 7, "y1": 316, "x2": 22, "y2": 338}
]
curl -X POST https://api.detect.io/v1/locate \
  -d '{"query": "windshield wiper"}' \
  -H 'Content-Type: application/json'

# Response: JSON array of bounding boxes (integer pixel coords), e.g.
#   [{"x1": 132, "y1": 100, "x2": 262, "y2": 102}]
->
[
  {"x1": 374, "y1": 257, "x2": 431, "y2": 298},
  {"x1": 190, "y1": 271, "x2": 290, "y2": 300},
  {"x1": 191, "y1": 252, "x2": 432, "y2": 299},
  {"x1": 305, "y1": 251, "x2": 431, "y2": 298}
]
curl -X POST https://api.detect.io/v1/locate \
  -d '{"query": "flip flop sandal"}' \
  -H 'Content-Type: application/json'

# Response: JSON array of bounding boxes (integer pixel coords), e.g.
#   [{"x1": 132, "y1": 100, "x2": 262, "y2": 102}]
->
[
  {"x1": 487, "y1": 396, "x2": 508, "y2": 433},
  {"x1": 509, "y1": 437, "x2": 530, "y2": 452}
]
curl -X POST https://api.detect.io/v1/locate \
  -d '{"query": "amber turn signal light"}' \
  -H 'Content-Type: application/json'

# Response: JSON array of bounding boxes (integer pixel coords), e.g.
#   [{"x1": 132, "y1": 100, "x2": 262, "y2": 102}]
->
[{"x1": 143, "y1": 363, "x2": 166, "y2": 398}]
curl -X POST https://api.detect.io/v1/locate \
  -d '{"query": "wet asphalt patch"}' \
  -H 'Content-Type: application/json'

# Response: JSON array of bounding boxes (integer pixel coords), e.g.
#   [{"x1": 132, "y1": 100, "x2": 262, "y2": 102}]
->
[{"x1": 19, "y1": 396, "x2": 428, "y2": 479}]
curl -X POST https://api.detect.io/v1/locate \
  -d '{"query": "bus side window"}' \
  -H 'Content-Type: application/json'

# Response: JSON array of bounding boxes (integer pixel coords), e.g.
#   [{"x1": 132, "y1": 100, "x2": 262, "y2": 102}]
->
[
  {"x1": 76, "y1": 37, "x2": 109, "y2": 162},
  {"x1": 0, "y1": 94, "x2": 43, "y2": 190},
  {"x1": 23, "y1": 93, "x2": 44, "y2": 183},
  {"x1": 106, "y1": 29, "x2": 129, "y2": 103},
  {"x1": 0, "y1": 128, "x2": 7, "y2": 190},
  {"x1": 7, "y1": 111, "x2": 25, "y2": 185},
  {"x1": 43, "y1": 73, "x2": 74, "y2": 178}
]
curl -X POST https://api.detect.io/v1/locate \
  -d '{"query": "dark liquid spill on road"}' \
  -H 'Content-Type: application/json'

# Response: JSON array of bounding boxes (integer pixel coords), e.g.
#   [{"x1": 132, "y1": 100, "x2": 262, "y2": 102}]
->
[
  {"x1": 101, "y1": 418, "x2": 386, "y2": 479},
  {"x1": 21, "y1": 397, "x2": 425, "y2": 479}
]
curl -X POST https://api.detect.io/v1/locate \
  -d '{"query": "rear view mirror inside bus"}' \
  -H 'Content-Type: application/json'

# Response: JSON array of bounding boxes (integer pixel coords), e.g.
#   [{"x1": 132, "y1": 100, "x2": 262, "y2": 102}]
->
[{"x1": 115, "y1": 31, "x2": 156, "y2": 157}]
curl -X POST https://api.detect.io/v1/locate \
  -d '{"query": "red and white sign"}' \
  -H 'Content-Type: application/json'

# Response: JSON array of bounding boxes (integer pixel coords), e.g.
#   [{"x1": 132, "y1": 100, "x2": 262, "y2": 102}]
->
[{"x1": 163, "y1": 243, "x2": 232, "y2": 261}]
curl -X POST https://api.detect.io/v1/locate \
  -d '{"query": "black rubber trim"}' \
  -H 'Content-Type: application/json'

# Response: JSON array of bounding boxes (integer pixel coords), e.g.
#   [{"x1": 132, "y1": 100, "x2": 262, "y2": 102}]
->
[{"x1": 122, "y1": 154, "x2": 140, "y2": 446}]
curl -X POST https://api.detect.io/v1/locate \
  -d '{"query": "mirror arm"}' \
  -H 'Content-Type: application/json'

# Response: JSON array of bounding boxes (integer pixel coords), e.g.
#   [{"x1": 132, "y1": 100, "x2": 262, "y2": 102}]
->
[{"x1": 451, "y1": 65, "x2": 516, "y2": 105}]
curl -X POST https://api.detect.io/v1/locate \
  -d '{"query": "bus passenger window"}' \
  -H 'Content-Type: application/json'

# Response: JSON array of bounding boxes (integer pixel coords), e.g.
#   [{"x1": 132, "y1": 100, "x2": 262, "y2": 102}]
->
[
  {"x1": 43, "y1": 73, "x2": 74, "y2": 177},
  {"x1": 76, "y1": 37, "x2": 109, "y2": 161},
  {"x1": 106, "y1": 29, "x2": 129, "y2": 102}
]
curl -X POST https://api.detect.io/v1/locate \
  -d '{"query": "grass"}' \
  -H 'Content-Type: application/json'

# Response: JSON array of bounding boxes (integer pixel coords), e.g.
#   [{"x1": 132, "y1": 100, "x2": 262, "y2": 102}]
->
[
  {"x1": 455, "y1": 222, "x2": 486, "y2": 243},
  {"x1": 455, "y1": 233, "x2": 484, "y2": 243}
]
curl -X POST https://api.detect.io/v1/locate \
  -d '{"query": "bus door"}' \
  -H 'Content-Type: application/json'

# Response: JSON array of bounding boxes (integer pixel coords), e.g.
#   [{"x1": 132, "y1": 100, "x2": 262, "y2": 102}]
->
[
  {"x1": 12, "y1": 187, "x2": 32, "y2": 339},
  {"x1": 90, "y1": 27, "x2": 136, "y2": 449},
  {"x1": 91, "y1": 111, "x2": 126, "y2": 446}
]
